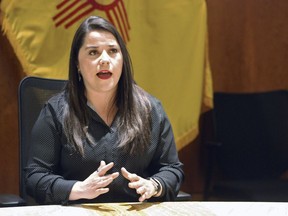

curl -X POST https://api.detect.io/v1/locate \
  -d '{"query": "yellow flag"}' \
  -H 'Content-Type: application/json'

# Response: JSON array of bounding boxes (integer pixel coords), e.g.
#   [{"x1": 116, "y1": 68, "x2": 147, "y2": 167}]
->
[{"x1": 1, "y1": 0, "x2": 212, "y2": 150}]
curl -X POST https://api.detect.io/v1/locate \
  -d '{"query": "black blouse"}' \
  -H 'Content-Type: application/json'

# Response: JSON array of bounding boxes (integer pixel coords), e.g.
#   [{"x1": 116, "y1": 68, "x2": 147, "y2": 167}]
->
[{"x1": 25, "y1": 91, "x2": 184, "y2": 204}]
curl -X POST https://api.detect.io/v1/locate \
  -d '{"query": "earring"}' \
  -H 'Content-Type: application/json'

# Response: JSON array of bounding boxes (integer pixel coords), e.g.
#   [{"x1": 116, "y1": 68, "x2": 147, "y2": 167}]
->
[{"x1": 78, "y1": 71, "x2": 82, "y2": 82}]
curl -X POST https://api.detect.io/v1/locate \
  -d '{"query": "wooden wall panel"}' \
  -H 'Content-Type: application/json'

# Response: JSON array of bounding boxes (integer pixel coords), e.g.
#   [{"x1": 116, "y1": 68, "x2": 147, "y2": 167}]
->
[
  {"x1": 0, "y1": 30, "x2": 25, "y2": 194},
  {"x1": 207, "y1": 0, "x2": 288, "y2": 93}
]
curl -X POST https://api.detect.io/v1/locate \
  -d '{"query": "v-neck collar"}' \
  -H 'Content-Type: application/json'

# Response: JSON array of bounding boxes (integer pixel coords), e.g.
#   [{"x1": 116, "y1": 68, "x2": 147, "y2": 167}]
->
[{"x1": 86, "y1": 101, "x2": 119, "y2": 131}]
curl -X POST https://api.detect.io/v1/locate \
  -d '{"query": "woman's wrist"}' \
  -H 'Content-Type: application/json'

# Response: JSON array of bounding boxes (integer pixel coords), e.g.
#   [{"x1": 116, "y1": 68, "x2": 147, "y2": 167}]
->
[
  {"x1": 69, "y1": 181, "x2": 83, "y2": 200},
  {"x1": 149, "y1": 178, "x2": 162, "y2": 197}
]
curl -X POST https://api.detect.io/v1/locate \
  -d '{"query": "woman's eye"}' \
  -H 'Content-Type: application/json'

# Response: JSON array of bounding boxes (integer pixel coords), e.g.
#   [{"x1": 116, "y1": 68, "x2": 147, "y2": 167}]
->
[
  {"x1": 109, "y1": 48, "x2": 118, "y2": 54},
  {"x1": 89, "y1": 50, "x2": 98, "y2": 56}
]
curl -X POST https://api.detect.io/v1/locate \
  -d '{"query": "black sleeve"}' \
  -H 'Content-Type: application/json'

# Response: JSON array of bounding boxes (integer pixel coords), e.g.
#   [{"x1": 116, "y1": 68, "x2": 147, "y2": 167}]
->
[
  {"x1": 25, "y1": 103, "x2": 76, "y2": 204},
  {"x1": 149, "y1": 102, "x2": 184, "y2": 201}
]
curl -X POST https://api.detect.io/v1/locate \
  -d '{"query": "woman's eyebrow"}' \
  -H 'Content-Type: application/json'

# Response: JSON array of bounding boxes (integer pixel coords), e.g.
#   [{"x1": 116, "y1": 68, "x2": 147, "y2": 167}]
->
[
  {"x1": 85, "y1": 44, "x2": 118, "y2": 49},
  {"x1": 85, "y1": 45, "x2": 99, "y2": 49}
]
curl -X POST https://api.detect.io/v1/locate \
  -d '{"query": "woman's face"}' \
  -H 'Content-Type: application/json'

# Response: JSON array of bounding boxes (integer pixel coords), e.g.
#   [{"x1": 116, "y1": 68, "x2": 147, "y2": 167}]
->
[{"x1": 78, "y1": 30, "x2": 123, "y2": 95}]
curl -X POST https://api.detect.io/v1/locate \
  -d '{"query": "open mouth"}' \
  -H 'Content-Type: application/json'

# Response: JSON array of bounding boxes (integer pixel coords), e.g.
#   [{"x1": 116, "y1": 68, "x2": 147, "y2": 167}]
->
[{"x1": 97, "y1": 71, "x2": 112, "y2": 80}]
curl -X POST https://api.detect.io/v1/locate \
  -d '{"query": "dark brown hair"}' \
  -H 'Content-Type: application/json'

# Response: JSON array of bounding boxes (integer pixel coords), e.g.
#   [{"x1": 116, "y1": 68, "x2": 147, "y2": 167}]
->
[{"x1": 63, "y1": 16, "x2": 151, "y2": 156}]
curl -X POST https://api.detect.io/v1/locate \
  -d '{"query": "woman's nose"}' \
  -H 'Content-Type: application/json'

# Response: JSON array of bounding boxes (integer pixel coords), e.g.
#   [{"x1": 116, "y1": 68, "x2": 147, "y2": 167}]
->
[{"x1": 99, "y1": 51, "x2": 110, "y2": 65}]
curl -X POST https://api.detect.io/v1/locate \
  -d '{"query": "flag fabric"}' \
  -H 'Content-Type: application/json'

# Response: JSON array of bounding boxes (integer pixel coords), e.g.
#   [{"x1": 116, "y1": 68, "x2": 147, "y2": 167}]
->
[{"x1": 1, "y1": 0, "x2": 212, "y2": 150}]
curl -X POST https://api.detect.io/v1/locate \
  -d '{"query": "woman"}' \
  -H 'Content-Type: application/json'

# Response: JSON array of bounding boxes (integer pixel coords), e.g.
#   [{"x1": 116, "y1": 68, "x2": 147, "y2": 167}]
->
[{"x1": 25, "y1": 16, "x2": 184, "y2": 204}]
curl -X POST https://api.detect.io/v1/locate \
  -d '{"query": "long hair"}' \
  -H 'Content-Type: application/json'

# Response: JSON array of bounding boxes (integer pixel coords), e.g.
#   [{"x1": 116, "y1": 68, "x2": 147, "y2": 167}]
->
[{"x1": 63, "y1": 16, "x2": 151, "y2": 156}]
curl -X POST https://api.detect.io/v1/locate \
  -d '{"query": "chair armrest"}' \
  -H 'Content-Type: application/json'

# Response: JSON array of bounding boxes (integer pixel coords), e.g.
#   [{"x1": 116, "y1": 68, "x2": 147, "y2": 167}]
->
[
  {"x1": 0, "y1": 194, "x2": 26, "y2": 207},
  {"x1": 175, "y1": 190, "x2": 192, "y2": 201}
]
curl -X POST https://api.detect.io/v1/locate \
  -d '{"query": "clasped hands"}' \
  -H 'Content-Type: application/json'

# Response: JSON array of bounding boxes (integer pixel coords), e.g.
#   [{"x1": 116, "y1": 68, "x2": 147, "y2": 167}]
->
[{"x1": 69, "y1": 160, "x2": 158, "y2": 202}]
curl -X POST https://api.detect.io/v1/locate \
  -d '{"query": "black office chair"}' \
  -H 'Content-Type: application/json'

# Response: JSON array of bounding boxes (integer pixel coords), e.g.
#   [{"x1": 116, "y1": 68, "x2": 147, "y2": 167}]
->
[
  {"x1": 19, "y1": 76, "x2": 68, "y2": 204},
  {"x1": 0, "y1": 76, "x2": 190, "y2": 206},
  {"x1": 204, "y1": 91, "x2": 288, "y2": 201},
  {"x1": 0, "y1": 76, "x2": 67, "y2": 207}
]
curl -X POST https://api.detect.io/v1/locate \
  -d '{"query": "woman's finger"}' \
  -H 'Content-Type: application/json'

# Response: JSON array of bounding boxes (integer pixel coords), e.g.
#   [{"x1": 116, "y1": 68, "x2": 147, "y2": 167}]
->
[
  {"x1": 97, "y1": 161, "x2": 114, "y2": 176},
  {"x1": 121, "y1": 167, "x2": 140, "y2": 181}
]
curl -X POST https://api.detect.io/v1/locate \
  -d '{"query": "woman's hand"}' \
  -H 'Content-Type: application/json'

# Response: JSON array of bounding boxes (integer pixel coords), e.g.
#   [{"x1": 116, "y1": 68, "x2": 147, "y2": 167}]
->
[
  {"x1": 121, "y1": 167, "x2": 157, "y2": 202},
  {"x1": 69, "y1": 160, "x2": 119, "y2": 200}
]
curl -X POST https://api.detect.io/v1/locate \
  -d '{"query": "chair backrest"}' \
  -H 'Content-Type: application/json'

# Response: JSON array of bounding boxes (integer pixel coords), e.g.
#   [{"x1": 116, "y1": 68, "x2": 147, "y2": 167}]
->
[
  {"x1": 213, "y1": 91, "x2": 288, "y2": 180},
  {"x1": 18, "y1": 76, "x2": 67, "y2": 202}
]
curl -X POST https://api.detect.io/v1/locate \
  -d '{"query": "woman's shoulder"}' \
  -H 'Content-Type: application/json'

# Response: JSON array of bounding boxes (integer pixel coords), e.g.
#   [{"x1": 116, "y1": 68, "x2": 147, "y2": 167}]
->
[
  {"x1": 134, "y1": 84, "x2": 168, "y2": 121},
  {"x1": 147, "y1": 93, "x2": 162, "y2": 108},
  {"x1": 138, "y1": 87, "x2": 165, "y2": 116},
  {"x1": 45, "y1": 91, "x2": 67, "y2": 113},
  {"x1": 135, "y1": 84, "x2": 162, "y2": 106}
]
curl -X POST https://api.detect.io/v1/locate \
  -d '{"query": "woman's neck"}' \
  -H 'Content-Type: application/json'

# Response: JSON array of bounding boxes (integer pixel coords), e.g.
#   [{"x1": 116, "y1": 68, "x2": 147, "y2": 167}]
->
[{"x1": 86, "y1": 90, "x2": 117, "y2": 126}]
